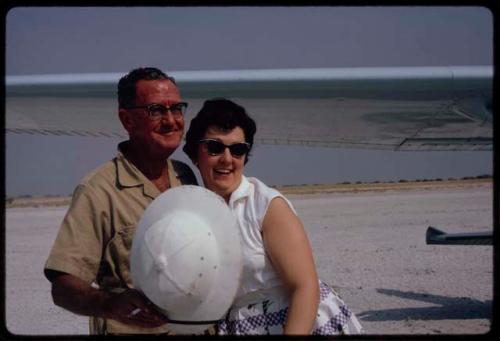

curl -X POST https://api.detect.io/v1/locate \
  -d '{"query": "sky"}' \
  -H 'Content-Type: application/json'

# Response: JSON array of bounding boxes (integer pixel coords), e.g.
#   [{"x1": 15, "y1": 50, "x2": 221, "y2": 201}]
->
[{"x1": 5, "y1": 6, "x2": 494, "y2": 197}]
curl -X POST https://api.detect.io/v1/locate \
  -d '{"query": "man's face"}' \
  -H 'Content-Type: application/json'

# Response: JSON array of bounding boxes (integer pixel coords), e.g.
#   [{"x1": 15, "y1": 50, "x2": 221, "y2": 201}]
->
[{"x1": 120, "y1": 79, "x2": 185, "y2": 159}]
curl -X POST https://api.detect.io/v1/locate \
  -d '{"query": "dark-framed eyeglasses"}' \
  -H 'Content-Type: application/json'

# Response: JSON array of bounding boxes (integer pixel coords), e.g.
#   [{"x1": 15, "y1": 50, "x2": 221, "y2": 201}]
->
[
  {"x1": 126, "y1": 102, "x2": 188, "y2": 120},
  {"x1": 199, "y1": 139, "x2": 251, "y2": 158}
]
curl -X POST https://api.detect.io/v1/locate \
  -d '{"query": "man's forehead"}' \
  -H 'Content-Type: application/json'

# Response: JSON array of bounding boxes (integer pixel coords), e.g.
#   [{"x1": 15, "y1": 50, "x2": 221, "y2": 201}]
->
[
  {"x1": 136, "y1": 78, "x2": 177, "y2": 90},
  {"x1": 135, "y1": 79, "x2": 180, "y2": 98}
]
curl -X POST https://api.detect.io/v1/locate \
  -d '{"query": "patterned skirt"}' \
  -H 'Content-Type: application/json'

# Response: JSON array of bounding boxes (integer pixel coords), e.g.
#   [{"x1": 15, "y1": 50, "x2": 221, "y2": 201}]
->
[{"x1": 216, "y1": 281, "x2": 363, "y2": 335}]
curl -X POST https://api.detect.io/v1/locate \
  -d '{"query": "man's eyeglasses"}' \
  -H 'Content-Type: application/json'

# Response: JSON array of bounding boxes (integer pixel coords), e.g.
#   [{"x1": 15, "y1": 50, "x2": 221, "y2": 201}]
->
[
  {"x1": 126, "y1": 102, "x2": 188, "y2": 120},
  {"x1": 199, "y1": 139, "x2": 251, "y2": 158}
]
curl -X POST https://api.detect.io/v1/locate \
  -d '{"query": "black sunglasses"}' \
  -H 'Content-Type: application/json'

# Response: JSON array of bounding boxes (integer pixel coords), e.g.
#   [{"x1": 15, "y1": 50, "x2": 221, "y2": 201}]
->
[{"x1": 199, "y1": 139, "x2": 250, "y2": 158}]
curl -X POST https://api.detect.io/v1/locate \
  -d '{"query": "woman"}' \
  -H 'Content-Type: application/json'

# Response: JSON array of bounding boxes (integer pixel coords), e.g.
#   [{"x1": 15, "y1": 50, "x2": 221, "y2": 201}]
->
[{"x1": 183, "y1": 98, "x2": 363, "y2": 335}]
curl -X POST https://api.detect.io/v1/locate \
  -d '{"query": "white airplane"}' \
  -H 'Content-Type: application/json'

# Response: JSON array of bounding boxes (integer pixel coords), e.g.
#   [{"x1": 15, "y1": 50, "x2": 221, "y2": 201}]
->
[{"x1": 5, "y1": 66, "x2": 494, "y2": 244}]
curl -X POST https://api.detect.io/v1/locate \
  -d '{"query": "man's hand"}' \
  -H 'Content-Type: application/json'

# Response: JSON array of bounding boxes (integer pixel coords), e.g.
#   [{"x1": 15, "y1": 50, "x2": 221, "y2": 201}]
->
[
  {"x1": 50, "y1": 272, "x2": 169, "y2": 328},
  {"x1": 102, "y1": 289, "x2": 170, "y2": 328}
]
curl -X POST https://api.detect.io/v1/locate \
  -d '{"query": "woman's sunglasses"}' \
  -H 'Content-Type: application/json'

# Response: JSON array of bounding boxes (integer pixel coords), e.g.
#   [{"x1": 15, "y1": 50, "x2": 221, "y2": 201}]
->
[{"x1": 199, "y1": 139, "x2": 250, "y2": 158}]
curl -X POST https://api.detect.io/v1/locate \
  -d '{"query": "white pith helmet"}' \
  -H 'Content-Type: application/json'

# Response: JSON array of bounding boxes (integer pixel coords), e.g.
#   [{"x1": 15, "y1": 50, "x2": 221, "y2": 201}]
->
[{"x1": 130, "y1": 185, "x2": 242, "y2": 334}]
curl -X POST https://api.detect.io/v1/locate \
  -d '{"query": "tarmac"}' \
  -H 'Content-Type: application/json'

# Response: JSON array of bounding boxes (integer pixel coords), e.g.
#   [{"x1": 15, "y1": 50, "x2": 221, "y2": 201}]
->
[{"x1": 4, "y1": 183, "x2": 493, "y2": 336}]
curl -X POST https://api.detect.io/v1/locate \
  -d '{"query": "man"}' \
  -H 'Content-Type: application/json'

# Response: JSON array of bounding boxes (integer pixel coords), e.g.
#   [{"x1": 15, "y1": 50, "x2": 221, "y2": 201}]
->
[{"x1": 44, "y1": 67, "x2": 198, "y2": 335}]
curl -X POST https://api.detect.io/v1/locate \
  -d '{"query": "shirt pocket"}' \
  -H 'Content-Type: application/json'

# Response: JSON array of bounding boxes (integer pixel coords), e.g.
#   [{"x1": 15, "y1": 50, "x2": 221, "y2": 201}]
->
[{"x1": 103, "y1": 225, "x2": 136, "y2": 288}]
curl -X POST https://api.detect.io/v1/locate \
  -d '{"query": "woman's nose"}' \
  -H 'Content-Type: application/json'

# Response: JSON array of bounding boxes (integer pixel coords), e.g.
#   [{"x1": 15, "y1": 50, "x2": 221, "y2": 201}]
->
[{"x1": 220, "y1": 147, "x2": 232, "y2": 163}]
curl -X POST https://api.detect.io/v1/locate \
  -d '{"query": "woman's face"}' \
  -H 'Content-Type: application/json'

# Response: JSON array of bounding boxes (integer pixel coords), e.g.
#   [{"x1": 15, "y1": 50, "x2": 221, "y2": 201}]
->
[{"x1": 196, "y1": 125, "x2": 247, "y2": 202}]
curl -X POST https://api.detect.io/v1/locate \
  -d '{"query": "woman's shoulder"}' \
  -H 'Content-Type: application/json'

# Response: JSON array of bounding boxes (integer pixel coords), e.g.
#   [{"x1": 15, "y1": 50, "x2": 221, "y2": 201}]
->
[
  {"x1": 245, "y1": 176, "x2": 291, "y2": 212},
  {"x1": 246, "y1": 176, "x2": 297, "y2": 218},
  {"x1": 246, "y1": 176, "x2": 281, "y2": 199}
]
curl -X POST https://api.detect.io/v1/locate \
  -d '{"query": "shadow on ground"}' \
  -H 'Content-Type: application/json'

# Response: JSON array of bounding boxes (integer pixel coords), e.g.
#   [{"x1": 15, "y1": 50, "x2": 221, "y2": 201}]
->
[{"x1": 357, "y1": 288, "x2": 492, "y2": 321}]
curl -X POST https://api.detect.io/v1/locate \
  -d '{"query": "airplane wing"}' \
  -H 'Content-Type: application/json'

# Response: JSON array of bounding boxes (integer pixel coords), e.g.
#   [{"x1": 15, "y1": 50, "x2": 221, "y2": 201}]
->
[
  {"x1": 426, "y1": 227, "x2": 492, "y2": 245},
  {"x1": 6, "y1": 66, "x2": 492, "y2": 151}
]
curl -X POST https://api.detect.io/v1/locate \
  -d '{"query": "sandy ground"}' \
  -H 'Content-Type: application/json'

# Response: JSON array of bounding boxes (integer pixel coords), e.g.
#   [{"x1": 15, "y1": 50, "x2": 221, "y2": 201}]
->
[{"x1": 4, "y1": 182, "x2": 493, "y2": 336}]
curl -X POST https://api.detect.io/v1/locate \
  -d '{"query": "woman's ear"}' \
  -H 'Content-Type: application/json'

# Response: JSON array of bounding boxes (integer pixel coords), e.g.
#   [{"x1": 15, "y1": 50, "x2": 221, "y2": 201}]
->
[{"x1": 191, "y1": 146, "x2": 201, "y2": 167}]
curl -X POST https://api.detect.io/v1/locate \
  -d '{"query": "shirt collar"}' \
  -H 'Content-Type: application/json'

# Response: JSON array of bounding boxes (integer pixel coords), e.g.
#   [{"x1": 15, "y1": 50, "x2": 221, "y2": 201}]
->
[
  {"x1": 228, "y1": 175, "x2": 252, "y2": 207},
  {"x1": 116, "y1": 141, "x2": 143, "y2": 188},
  {"x1": 115, "y1": 141, "x2": 178, "y2": 199}
]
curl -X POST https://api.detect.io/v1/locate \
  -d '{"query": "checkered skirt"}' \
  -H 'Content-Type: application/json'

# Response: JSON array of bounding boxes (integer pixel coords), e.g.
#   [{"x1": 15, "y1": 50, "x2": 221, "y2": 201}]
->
[{"x1": 216, "y1": 281, "x2": 363, "y2": 335}]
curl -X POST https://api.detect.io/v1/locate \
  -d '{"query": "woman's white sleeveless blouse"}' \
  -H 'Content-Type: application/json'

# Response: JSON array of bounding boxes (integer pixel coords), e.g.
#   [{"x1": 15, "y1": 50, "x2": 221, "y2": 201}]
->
[
  {"x1": 218, "y1": 176, "x2": 363, "y2": 335},
  {"x1": 227, "y1": 176, "x2": 296, "y2": 298}
]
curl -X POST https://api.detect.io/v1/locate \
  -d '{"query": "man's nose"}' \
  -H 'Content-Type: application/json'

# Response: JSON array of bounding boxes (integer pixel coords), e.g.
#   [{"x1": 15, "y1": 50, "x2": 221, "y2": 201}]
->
[{"x1": 160, "y1": 110, "x2": 176, "y2": 125}]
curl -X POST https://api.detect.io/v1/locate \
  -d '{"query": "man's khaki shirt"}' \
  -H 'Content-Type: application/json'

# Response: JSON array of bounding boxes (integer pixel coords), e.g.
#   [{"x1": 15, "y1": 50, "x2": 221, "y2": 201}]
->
[{"x1": 44, "y1": 143, "x2": 197, "y2": 334}]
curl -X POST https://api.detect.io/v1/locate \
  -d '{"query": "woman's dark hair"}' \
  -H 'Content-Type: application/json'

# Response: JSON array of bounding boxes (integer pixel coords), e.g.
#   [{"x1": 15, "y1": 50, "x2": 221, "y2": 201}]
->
[
  {"x1": 183, "y1": 98, "x2": 257, "y2": 164},
  {"x1": 118, "y1": 67, "x2": 176, "y2": 108}
]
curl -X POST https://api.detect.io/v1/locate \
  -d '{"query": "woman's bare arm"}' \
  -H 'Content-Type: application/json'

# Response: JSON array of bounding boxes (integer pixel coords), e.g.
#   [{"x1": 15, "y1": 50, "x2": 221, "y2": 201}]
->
[{"x1": 262, "y1": 197, "x2": 320, "y2": 335}]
